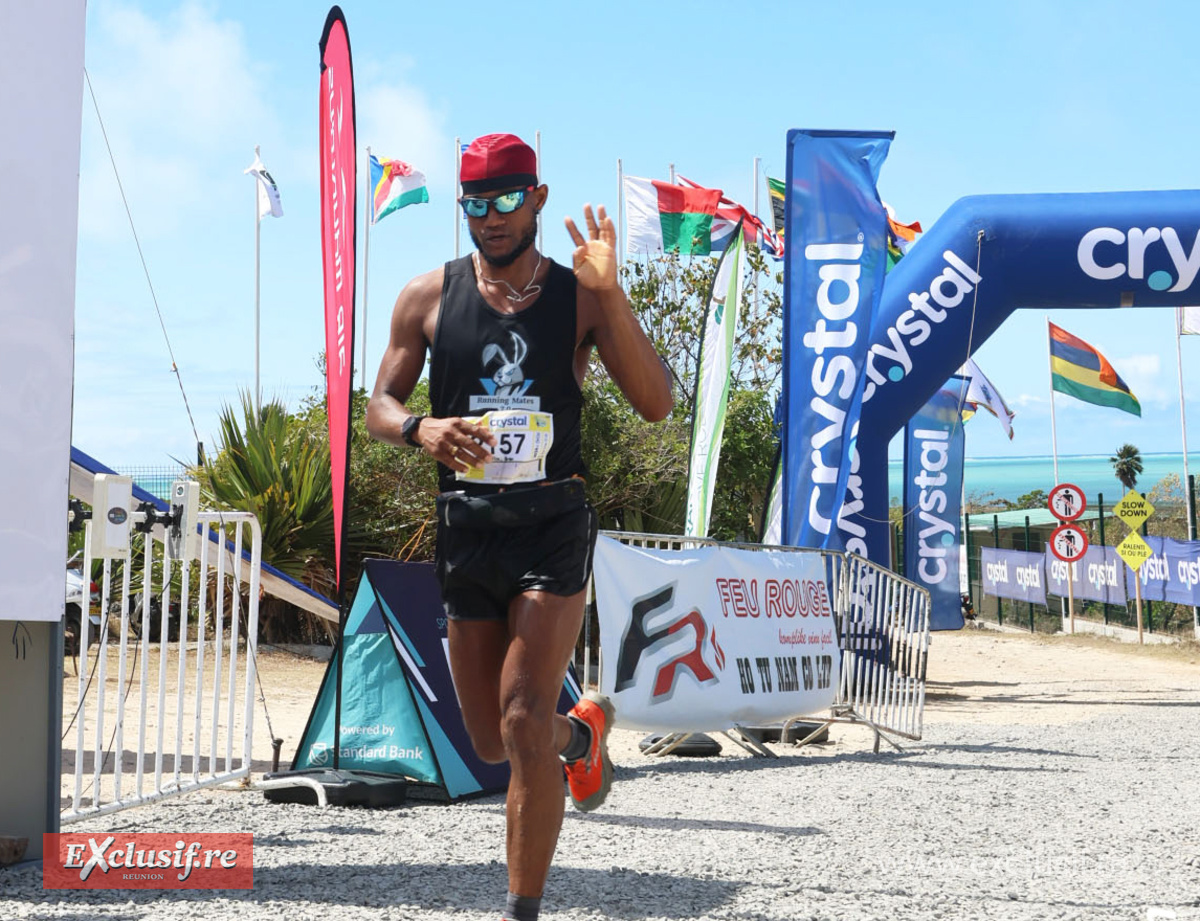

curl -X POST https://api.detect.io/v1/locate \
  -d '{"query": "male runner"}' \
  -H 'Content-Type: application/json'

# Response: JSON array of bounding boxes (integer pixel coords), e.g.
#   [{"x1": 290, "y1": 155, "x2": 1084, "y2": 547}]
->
[{"x1": 366, "y1": 133, "x2": 672, "y2": 921}]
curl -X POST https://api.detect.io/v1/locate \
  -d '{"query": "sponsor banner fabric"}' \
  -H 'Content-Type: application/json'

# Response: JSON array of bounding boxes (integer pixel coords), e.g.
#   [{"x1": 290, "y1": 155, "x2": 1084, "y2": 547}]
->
[
  {"x1": 43, "y1": 833, "x2": 253, "y2": 889},
  {"x1": 781, "y1": 129, "x2": 893, "y2": 554},
  {"x1": 1124, "y1": 535, "x2": 1200, "y2": 605},
  {"x1": 980, "y1": 548, "x2": 1046, "y2": 604},
  {"x1": 319, "y1": 8, "x2": 357, "y2": 587},
  {"x1": 685, "y1": 221, "x2": 744, "y2": 537},
  {"x1": 903, "y1": 377, "x2": 966, "y2": 629},
  {"x1": 593, "y1": 537, "x2": 840, "y2": 731},
  {"x1": 1043, "y1": 544, "x2": 1127, "y2": 605}
]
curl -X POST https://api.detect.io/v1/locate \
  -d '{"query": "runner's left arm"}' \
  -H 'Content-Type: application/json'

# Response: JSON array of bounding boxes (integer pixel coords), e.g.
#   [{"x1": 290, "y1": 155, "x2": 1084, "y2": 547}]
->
[{"x1": 566, "y1": 205, "x2": 673, "y2": 422}]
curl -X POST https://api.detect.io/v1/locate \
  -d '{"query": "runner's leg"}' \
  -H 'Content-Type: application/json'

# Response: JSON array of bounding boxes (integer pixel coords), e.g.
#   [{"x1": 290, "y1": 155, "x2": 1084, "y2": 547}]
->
[
  {"x1": 500, "y1": 588, "x2": 584, "y2": 897},
  {"x1": 447, "y1": 618, "x2": 510, "y2": 764}
]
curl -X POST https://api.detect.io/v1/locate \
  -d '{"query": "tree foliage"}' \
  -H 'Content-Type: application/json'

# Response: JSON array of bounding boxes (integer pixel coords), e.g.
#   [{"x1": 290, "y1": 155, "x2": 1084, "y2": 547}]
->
[{"x1": 1110, "y1": 443, "x2": 1143, "y2": 493}]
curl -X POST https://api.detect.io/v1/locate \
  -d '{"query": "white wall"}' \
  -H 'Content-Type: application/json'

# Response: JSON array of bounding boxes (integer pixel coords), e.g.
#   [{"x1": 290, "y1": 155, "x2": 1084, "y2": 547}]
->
[{"x1": 0, "y1": 1, "x2": 87, "y2": 622}]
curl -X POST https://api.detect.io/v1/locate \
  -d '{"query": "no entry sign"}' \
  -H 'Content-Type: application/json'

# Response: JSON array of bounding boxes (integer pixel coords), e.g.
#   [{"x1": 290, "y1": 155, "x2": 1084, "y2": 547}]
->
[
  {"x1": 1050, "y1": 523, "x2": 1089, "y2": 563},
  {"x1": 1048, "y1": 483, "x2": 1086, "y2": 522}
]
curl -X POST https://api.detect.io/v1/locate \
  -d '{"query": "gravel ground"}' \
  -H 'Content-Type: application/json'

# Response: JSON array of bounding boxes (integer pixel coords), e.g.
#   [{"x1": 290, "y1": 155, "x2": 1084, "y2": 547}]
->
[{"x1": 6, "y1": 629, "x2": 1200, "y2": 921}]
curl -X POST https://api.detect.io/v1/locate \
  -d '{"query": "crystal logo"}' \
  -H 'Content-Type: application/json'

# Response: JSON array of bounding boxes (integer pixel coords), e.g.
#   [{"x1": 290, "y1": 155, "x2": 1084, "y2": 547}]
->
[{"x1": 1077, "y1": 226, "x2": 1200, "y2": 292}]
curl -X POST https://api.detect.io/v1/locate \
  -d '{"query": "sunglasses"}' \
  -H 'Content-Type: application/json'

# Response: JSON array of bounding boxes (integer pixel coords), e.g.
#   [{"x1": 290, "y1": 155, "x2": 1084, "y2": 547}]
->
[{"x1": 459, "y1": 187, "x2": 534, "y2": 218}]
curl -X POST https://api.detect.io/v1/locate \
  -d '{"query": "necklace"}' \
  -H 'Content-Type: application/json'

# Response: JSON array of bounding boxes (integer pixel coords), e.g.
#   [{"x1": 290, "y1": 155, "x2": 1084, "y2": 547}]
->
[{"x1": 474, "y1": 251, "x2": 543, "y2": 304}]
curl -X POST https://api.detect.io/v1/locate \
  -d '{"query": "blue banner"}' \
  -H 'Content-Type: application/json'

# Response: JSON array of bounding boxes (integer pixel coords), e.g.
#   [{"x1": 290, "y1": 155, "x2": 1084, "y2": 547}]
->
[
  {"x1": 781, "y1": 129, "x2": 893, "y2": 554},
  {"x1": 1044, "y1": 545, "x2": 1127, "y2": 605},
  {"x1": 1125, "y1": 536, "x2": 1200, "y2": 606},
  {"x1": 903, "y1": 377, "x2": 966, "y2": 629},
  {"x1": 980, "y1": 548, "x2": 1046, "y2": 605}
]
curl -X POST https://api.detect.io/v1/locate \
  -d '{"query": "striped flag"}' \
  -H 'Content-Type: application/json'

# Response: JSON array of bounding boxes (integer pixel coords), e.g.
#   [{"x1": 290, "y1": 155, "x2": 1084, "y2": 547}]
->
[
  {"x1": 369, "y1": 154, "x2": 428, "y2": 223},
  {"x1": 1049, "y1": 321, "x2": 1141, "y2": 416}
]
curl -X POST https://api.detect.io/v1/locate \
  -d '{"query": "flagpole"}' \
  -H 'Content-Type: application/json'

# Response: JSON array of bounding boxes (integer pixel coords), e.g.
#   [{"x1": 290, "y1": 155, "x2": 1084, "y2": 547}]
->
[
  {"x1": 752, "y1": 157, "x2": 760, "y2": 220},
  {"x1": 1178, "y1": 308, "x2": 1194, "y2": 539},
  {"x1": 535, "y1": 130, "x2": 543, "y2": 253},
  {"x1": 1047, "y1": 316, "x2": 1060, "y2": 485},
  {"x1": 254, "y1": 145, "x2": 262, "y2": 416},
  {"x1": 454, "y1": 136, "x2": 461, "y2": 259},
  {"x1": 362, "y1": 145, "x2": 372, "y2": 392},
  {"x1": 669, "y1": 162, "x2": 675, "y2": 185},
  {"x1": 617, "y1": 157, "x2": 624, "y2": 267}
]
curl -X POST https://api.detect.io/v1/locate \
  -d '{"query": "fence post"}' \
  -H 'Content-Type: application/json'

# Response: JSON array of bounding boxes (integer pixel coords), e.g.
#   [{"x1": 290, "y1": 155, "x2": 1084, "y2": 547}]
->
[
  {"x1": 893, "y1": 523, "x2": 903, "y2": 575},
  {"x1": 1189, "y1": 474, "x2": 1198, "y2": 541},
  {"x1": 1025, "y1": 515, "x2": 1034, "y2": 632},
  {"x1": 965, "y1": 513, "x2": 975, "y2": 612},
  {"x1": 1141, "y1": 493, "x2": 1154, "y2": 633},
  {"x1": 993, "y1": 513, "x2": 1002, "y2": 626},
  {"x1": 1096, "y1": 492, "x2": 1109, "y2": 624}
]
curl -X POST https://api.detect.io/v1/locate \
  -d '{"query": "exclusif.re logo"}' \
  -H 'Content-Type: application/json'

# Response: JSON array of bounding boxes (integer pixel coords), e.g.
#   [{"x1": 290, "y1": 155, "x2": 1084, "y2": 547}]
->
[{"x1": 43, "y1": 833, "x2": 253, "y2": 890}]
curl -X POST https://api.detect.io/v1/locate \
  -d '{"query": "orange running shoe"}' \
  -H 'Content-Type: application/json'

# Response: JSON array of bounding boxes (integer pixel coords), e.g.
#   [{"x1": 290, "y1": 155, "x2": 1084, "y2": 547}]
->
[{"x1": 563, "y1": 692, "x2": 615, "y2": 812}]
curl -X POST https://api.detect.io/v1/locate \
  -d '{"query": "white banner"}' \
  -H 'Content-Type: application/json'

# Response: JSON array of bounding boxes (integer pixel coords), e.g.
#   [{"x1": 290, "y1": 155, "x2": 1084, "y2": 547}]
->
[
  {"x1": 684, "y1": 222, "x2": 744, "y2": 537},
  {"x1": 593, "y1": 537, "x2": 840, "y2": 731},
  {"x1": 0, "y1": 1, "x2": 86, "y2": 621},
  {"x1": 1180, "y1": 306, "x2": 1200, "y2": 336}
]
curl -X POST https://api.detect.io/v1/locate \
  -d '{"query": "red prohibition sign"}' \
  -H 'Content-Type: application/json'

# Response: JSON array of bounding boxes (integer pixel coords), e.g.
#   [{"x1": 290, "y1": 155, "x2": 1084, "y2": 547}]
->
[
  {"x1": 1050, "y1": 523, "x2": 1089, "y2": 563},
  {"x1": 1048, "y1": 483, "x2": 1087, "y2": 522}
]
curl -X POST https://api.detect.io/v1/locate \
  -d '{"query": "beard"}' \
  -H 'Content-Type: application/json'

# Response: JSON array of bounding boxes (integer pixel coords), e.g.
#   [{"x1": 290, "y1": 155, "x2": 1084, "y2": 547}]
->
[{"x1": 471, "y1": 217, "x2": 538, "y2": 268}]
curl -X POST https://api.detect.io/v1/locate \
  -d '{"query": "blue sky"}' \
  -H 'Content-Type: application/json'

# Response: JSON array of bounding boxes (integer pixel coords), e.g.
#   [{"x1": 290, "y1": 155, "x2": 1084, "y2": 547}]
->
[{"x1": 74, "y1": 0, "x2": 1200, "y2": 469}]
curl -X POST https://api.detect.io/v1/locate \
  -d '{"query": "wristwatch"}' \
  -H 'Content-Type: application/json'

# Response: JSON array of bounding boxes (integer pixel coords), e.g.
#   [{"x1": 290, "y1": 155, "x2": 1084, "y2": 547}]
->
[{"x1": 401, "y1": 415, "x2": 426, "y2": 448}]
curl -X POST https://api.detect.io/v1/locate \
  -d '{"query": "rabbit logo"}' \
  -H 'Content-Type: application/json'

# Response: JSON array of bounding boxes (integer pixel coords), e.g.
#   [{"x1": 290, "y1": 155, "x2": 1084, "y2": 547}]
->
[{"x1": 480, "y1": 331, "x2": 534, "y2": 397}]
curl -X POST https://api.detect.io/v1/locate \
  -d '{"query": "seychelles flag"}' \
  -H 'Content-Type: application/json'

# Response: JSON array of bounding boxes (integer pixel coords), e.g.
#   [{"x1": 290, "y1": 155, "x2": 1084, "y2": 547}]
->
[
  {"x1": 1048, "y1": 321, "x2": 1141, "y2": 416},
  {"x1": 369, "y1": 154, "x2": 429, "y2": 224},
  {"x1": 623, "y1": 175, "x2": 721, "y2": 255}
]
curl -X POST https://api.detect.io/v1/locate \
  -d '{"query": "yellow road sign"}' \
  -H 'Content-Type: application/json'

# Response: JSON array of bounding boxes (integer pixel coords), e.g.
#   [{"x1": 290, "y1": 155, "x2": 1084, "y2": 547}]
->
[
  {"x1": 1116, "y1": 531, "x2": 1153, "y2": 571},
  {"x1": 1113, "y1": 492, "x2": 1154, "y2": 528}
]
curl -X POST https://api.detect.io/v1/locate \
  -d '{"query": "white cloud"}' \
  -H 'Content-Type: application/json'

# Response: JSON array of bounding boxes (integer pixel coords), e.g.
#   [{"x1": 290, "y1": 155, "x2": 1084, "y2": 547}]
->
[
  {"x1": 1012, "y1": 393, "x2": 1046, "y2": 407},
  {"x1": 357, "y1": 79, "x2": 450, "y2": 189},
  {"x1": 79, "y1": 1, "x2": 281, "y2": 240},
  {"x1": 1110, "y1": 352, "x2": 1169, "y2": 407}
]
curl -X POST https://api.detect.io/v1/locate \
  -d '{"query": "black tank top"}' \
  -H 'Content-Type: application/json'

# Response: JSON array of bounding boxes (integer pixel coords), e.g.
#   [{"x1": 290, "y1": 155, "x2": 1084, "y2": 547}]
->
[{"x1": 429, "y1": 255, "x2": 585, "y2": 493}]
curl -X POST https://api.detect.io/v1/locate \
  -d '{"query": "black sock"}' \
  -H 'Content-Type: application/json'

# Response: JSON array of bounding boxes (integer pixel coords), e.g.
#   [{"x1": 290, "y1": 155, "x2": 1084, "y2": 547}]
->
[
  {"x1": 559, "y1": 714, "x2": 591, "y2": 763},
  {"x1": 503, "y1": 891, "x2": 541, "y2": 921}
]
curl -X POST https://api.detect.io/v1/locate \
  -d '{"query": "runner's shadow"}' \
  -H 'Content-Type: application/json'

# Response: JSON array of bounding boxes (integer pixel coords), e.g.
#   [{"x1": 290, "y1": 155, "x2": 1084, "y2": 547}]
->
[{"x1": 569, "y1": 810, "x2": 823, "y2": 839}]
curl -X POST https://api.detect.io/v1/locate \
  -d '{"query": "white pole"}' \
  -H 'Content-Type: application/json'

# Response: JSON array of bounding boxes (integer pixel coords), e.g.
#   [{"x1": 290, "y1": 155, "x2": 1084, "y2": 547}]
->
[
  {"x1": 535, "y1": 130, "x2": 543, "y2": 253},
  {"x1": 254, "y1": 144, "x2": 261, "y2": 416},
  {"x1": 454, "y1": 136, "x2": 461, "y2": 259},
  {"x1": 1048, "y1": 316, "x2": 1060, "y2": 485},
  {"x1": 1177, "y1": 308, "x2": 1194, "y2": 538},
  {"x1": 362, "y1": 145, "x2": 372, "y2": 392},
  {"x1": 617, "y1": 157, "x2": 624, "y2": 267},
  {"x1": 752, "y1": 157, "x2": 761, "y2": 220},
  {"x1": 669, "y1": 162, "x2": 675, "y2": 185}
]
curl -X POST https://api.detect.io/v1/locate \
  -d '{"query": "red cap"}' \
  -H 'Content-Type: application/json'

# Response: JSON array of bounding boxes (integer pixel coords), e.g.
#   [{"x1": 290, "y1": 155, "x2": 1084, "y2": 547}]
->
[{"x1": 460, "y1": 133, "x2": 537, "y2": 195}]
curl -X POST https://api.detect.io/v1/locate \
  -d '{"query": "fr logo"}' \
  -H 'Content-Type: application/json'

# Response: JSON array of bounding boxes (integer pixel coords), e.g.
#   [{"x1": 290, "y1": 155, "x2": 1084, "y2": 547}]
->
[{"x1": 613, "y1": 582, "x2": 725, "y2": 701}]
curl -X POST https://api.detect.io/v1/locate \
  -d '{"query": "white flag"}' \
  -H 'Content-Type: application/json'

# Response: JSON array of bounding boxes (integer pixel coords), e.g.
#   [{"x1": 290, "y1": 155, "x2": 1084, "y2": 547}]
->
[
  {"x1": 1180, "y1": 306, "x2": 1200, "y2": 336},
  {"x1": 960, "y1": 357, "x2": 1015, "y2": 440},
  {"x1": 245, "y1": 150, "x2": 283, "y2": 219}
]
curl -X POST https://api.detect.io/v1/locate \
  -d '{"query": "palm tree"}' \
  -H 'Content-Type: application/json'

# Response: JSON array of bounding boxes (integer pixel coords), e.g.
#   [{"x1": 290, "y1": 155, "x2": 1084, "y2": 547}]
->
[{"x1": 1110, "y1": 443, "x2": 1143, "y2": 494}]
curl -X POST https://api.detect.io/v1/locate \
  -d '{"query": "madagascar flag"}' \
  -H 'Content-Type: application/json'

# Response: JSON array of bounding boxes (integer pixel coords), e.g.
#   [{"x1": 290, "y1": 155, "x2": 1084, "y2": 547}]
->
[
  {"x1": 1049, "y1": 321, "x2": 1141, "y2": 416},
  {"x1": 624, "y1": 175, "x2": 721, "y2": 255}
]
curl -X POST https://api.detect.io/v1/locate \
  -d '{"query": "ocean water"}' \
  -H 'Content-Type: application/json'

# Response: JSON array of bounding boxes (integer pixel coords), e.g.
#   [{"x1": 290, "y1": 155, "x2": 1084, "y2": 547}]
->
[{"x1": 888, "y1": 452, "x2": 1198, "y2": 506}]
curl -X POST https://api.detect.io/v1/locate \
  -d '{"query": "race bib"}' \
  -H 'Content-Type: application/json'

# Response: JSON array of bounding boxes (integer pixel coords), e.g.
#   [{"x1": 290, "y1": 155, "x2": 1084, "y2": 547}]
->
[{"x1": 456, "y1": 410, "x2": 554, "y2": 484}]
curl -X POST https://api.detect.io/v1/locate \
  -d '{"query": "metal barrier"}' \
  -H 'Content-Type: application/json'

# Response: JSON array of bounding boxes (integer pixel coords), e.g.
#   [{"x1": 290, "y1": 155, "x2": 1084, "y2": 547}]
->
[
  {"x1": 61, "y1": 511, "x2": 262, "y2": 824},
  {"x1": 831, "y1": 552, "x2": 931, "y2": 746},
  {"x1": 585, "y1": 531, "x2": 930, "y2": 753}
]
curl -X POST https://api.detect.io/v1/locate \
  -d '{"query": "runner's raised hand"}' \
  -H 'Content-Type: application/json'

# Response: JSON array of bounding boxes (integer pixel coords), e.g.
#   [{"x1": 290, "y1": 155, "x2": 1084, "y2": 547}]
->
[{"x1": 565, "y1": 204, "x2": 617, "y2": 291}]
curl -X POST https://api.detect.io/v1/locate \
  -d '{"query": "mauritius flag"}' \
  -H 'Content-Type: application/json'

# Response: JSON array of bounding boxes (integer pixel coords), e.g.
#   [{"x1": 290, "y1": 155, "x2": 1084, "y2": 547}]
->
[
  {"x1": 369, "y1": 154, "x2": 428, "y2": 224},
  {"x1": 624, "y1": 175, "x2": 721, "y2": 255},
  {"x1": 1049, "y1": 321, "x2": 1141, "y2": 416}
]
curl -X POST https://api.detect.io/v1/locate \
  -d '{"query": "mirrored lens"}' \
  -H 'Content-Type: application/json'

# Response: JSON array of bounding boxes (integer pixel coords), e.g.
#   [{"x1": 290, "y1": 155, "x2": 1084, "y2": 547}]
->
[
  {"x1": 462, "y1": 198, "x2": 490, "y2": 218},
  {"x1": 491, "y1": 190, "x2": 525, "y2": 213}
]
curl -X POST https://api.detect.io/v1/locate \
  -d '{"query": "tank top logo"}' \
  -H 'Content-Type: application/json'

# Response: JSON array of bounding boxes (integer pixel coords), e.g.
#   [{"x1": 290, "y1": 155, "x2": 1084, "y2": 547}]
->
[{"x1": 469, "y1": 331, "x2": 542, "y2": 411}]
